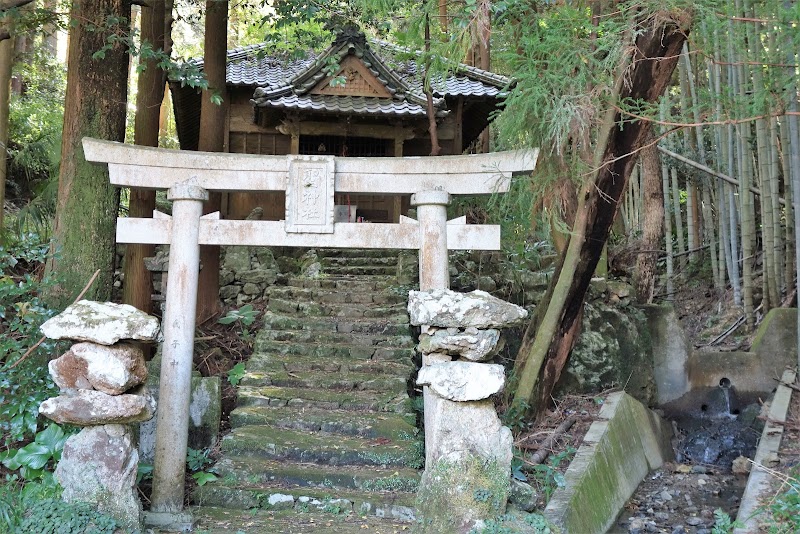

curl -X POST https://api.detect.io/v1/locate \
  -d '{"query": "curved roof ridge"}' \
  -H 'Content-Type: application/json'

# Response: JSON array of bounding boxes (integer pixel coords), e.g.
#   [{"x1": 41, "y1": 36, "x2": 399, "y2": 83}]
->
[{"x1": 370, "y1": 38, "x2": 513, "y2": 88}]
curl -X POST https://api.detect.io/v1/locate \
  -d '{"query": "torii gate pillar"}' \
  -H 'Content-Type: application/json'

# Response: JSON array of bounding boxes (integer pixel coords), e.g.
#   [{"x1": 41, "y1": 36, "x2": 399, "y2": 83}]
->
[
  {"x1": 150, "y1": 182, "x2": 207, "y2": 514},
  {"x1": 411, "y1": 190, "x2": 451, "y2": 467},
  {"x1": 411, "y1": 190, "x2": 450, "y2": 291}
]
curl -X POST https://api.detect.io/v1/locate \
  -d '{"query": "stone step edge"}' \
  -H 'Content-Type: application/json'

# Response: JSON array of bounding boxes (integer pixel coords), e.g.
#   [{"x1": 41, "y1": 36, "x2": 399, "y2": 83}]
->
[
  {"x1": 228, "y1": 405, "x2": 418, "y2": 439},
  {"x1": 244, "y1": 354, "x2": 416, "y2": 374},
  {"x1": 254, "y1": 331, "x2": 415, "y2": 347},
  {"x1": 238, "y1": 371, "x2": 409, "y2": 394},
  {"x1": 210, "y1": 456, "x2": 421, "y2": 493},
  {"x1": 221, "y1": 424, "x2": 422, "y2": 468},
  {"x1": 236, "y1": 386, "x2": 414, "y2": 415},
  {"x1": 192, "y1": 484, "x2": 417, "y2": 523}
]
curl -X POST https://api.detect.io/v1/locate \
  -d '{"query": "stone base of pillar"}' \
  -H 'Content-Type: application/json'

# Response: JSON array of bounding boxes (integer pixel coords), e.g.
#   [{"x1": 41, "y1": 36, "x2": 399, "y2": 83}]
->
[
  {"x1": 143, "y1": 511, "x2": 197, "y2": 531},
  {"x1": 415, "y1": 451, "x2": 510, "y2": 533}
]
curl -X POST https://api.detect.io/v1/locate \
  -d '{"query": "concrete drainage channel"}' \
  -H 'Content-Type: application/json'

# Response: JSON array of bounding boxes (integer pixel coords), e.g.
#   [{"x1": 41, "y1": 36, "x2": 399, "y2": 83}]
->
[{"x1": 541, "y1": 308, "x2": 798, "y2": 534}]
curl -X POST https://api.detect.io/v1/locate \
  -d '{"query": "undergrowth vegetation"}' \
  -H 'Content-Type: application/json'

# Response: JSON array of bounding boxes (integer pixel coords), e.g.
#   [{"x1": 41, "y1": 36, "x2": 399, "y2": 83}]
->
[{"x1": 0, "y1": 233, "x2": 72, "y2": 532}]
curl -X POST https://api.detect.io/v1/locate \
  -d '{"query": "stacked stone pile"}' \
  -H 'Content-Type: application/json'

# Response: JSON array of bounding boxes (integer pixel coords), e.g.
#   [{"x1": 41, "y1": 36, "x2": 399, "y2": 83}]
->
[
  {"x1": 38, "y1": 300, "x2": 160, "y2": 532},
  {"x1": 408, "y1": 289, "x2": 528, "y2": 533}
]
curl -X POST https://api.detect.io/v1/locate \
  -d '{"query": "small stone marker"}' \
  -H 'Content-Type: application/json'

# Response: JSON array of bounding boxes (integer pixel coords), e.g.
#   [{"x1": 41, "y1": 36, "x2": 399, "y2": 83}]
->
[{"x1": 38, "y1": 300, "x2": 160, "y2": 532}]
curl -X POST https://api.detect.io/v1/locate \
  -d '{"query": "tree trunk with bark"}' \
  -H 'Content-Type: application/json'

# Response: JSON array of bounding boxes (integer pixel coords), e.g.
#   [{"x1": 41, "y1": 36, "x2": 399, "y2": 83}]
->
[
  {"x1": 46, "y1": 0, "x2": 131, "y2": 308},
  {"x1": 634, "y1": 132, "x2": 664, "y2": 304},
  {"x1": 512, "y1": 13, "x2": 690, "y2": 416},
  {"x1": 195, "y1": 0, "x2": 227, "y2": 322},
  {"x1": 123, "y1": 0, "x2": 167, "y2": 315},
  {"x1": 0, "y1": 35, "x2": 11, "y2": 240}
]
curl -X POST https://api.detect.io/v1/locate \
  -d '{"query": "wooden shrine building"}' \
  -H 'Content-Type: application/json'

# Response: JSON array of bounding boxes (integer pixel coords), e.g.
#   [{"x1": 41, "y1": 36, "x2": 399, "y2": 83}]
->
[{"x1": 170, "y1": 27, "x2": 512, "y2": 223}]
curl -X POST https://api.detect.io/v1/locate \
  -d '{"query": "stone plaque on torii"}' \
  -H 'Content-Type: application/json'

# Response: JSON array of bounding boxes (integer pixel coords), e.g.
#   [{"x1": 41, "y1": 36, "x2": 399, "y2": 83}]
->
[{"x1": 83, "y1": 138, "x2": 538, "y2": 519}]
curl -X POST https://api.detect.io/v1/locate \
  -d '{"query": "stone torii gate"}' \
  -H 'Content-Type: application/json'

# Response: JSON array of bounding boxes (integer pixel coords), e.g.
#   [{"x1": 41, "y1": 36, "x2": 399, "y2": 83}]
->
[{"x1": 82, "y1": 138, "x2": 538, "y2": 519}]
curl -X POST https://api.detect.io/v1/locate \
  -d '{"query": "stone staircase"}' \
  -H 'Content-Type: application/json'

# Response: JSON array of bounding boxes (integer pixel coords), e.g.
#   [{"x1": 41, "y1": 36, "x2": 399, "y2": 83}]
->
[{"x1": 194, "y1": 249, "x2": 422, "y2": 522}]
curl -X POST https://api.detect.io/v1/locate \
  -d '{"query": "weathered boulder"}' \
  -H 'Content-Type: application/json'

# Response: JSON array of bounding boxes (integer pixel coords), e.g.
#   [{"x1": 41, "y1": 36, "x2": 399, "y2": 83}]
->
[
  {"x1": 49, "y1": 342, "x2": 147, "y2": 395},
  {"x1": 424, "y1": 397, "x2": 513, "y2": 466},
  {"x1": 222, "y1": 247, "x2": 251, "y2": 273},
  {"x1": 559, "y1": 301, "x2": 656, "y2": 405},
  {"x1": 41, "y1": 300, "x2": 160, "y2": 345},
  {"x1": 418, "y1": 327, "x2": 501, "y2": 362},
  {"x1": 417, "y1": 361, "x2": 505, "y2": 401},
  {"x1": 55, "y1": 425, "x2": 142, "y2": 531},
  {"x1": 508, "y1": 479, "x2": 538, "y2": 513},
  {"x1": 408, "y1": 289, "x2": 527, "y2": 329},
  {"x1": 39, "y1": 389, "x2": 156, "y2": 425}
]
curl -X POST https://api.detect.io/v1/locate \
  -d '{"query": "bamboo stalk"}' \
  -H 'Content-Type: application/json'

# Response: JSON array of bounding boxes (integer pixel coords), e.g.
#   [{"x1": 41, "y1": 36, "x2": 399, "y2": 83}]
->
[{"x1": 733, "y1": 0, "x2": 754, "y2": 326}]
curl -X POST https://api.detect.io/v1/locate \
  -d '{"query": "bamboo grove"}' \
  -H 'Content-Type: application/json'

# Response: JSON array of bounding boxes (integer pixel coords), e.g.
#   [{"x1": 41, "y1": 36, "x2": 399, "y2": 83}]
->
[{"x1": 617, "y1": 0, "x2": 800, "y2": 330}]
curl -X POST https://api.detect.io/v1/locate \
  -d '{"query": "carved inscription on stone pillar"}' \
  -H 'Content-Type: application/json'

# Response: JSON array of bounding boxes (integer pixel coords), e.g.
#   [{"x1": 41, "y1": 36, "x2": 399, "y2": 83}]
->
[{"x1": 285, "y1": 155, "x2": 335, "y2": 234}]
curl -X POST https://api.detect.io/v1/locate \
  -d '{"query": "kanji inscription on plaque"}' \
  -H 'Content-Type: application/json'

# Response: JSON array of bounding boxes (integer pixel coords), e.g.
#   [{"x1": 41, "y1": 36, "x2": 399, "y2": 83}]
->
[{"x1": 285, "y1": 155, "x2": 335, "y2": 233}]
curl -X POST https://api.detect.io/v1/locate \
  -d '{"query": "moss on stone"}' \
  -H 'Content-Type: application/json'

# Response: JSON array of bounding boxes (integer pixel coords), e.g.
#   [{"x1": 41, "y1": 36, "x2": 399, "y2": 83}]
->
[
  {"x1": 414, "y1": 455, "x2": 510, "y2": 534},
  {"x1": 560, "y1": 302, "x2": 656, "y2": 405}
]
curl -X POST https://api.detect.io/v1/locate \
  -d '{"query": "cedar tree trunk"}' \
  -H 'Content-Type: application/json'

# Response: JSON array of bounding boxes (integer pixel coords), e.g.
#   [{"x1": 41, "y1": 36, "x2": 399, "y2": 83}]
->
[
  {"x1": 195, "y1": 0, "x2": 227, "y2": 322},
  {"x1": 0, "y1": 35, "x2": 11, "y2": 240},
  {"x1": 634, "y1": 132, "x2": 665, "y2": 303},
  {"x1": 46, "y1": 0, "x2": 131, "y2": 308},
  {"x1": 123, "y1": 0, "x2": 167, "y2": 314}
]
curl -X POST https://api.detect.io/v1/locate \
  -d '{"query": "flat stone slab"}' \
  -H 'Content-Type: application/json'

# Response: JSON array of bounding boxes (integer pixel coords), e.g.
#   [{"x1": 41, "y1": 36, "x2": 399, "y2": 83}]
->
[
  {"x1": 41, "y1": 300, "x2": 160, "y2": 345},
  {"x1": 49, "y1": 342, "x2": 147, "y2": 395},
  {"x1": 40, "y1": 389, "x2": 156, "y2": 425},
  {"x1": 417, "y1": 361, "x2": 505, "y2": 401},
  {"x1": 408, "y1": 289, "x2": 528, "y2": 329}
]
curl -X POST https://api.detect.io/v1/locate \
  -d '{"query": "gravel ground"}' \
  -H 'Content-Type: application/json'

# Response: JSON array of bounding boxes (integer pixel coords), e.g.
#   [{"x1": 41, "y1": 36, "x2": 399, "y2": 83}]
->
[{"x1": 610, "y1": 463, "x2": 747, "y2": 533}]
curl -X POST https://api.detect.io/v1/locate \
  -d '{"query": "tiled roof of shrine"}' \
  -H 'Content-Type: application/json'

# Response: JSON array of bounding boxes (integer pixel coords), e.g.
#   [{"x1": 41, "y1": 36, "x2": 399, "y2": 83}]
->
[
  {"x1": 171, "y1": 29, "x2": 512, "y2": 149},
  {"x1": 200, "y1": 30, "x2": 511, "y2": 118}
]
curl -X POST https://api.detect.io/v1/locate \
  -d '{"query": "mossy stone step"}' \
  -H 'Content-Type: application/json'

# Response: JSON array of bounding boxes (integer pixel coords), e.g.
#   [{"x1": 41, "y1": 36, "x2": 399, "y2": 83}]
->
[
  {"x1": 221, "y1": 424, "x2": 421, "y2": 468},
  {"x1": 239, "y1": 370, "x2": 408, "y2": 394},
  {"x1": 252, "y1": 339, "x2": 415, "y2": 362},
  {"x1": 191, "y1": 487, "x2": 417, "y2": 523},
  {"x1": 265, "y1": 286, "x2": 407, "y2": 306},
  {"x1": 287, "y1": 277, "x2": 395, "y2": 291},
  {"x1": 229, "y1": 405, "x2": 417, "y2": 438},
  {"x1": 237, "y1": 385, "x2": 411, "y2": 413},
  {"x1": 213, "y1": 457, "x2": 420, "y2": 498},
  {"x1": 210, "y1": 456, "x2": 420, "y2": 494},
  {"x1": 267, "y1": 298, "x2": 405, "y2": 319},
  {"x1": 260, "y1": 312, "x2": 411, "y2": 336},
  {"x1": 246, "y1": 352, "x2": 415, "y2": 377},
  {"x1": 255, "y1": 328, "x2": 415, "y2": 348},
  {"x1": 322, "y1": 256, "x2": 399, "y2": 267},
  {"x1": 323, "y1": 266, "x2": 398, "y2": 276}
]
